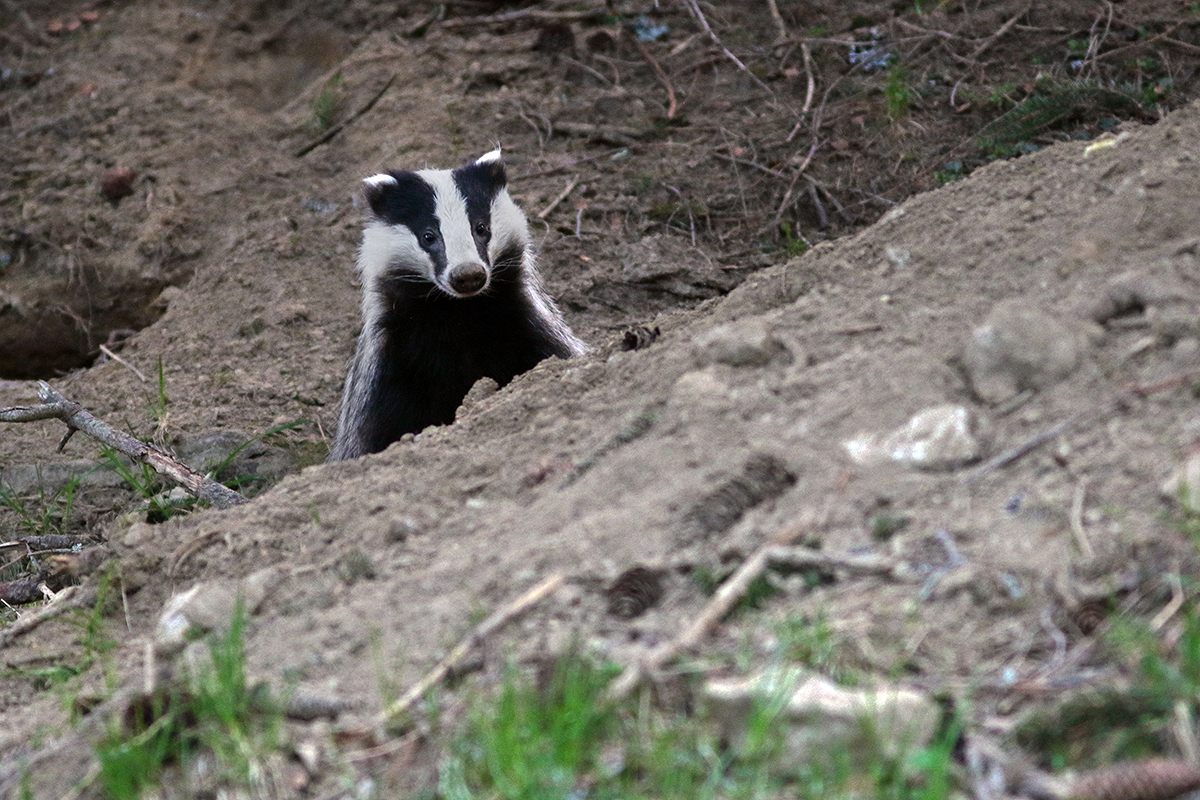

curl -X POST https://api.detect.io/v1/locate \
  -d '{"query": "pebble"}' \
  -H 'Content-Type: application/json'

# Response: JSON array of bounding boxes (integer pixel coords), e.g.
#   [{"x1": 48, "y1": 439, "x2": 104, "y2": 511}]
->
[
  {"x1": 844, "y1": 404, "x2": 986, "y2": 471},
  {"x1": 705, "y1": 667, "x2": 939, "y2": 773},
  {"x1": 100, "y1": 167, "x2": 137, "y2": 203},
  {"x1": 963, "y1": 299, "x2": 1100, "y2": 404},
  {"x1": 692, "y1": 320, "x2": 791, "y2": 368},
  {"x1": 154, "y1": 567, "x2": 280, "y2": 656},
  {"x1": 1161, "y1": 452, "x2": 1200, "y2": 513}
]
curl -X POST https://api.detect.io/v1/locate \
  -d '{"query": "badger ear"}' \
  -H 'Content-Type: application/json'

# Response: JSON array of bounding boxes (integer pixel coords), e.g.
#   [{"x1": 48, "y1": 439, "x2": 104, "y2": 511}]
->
[
  {"x1": 362, "y1": 173, "x2": 399, "y2": 218},
  {"x1": 467, "y1": 151, "x2": 506, "y2": 190},
  {"x1": 475, "y1": 148, "x2": 502, "y2": 165}
]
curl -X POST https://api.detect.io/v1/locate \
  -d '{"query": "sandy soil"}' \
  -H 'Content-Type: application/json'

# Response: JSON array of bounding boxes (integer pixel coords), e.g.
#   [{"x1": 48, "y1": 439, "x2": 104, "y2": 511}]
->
[{"x1": 3, "y1": 0, "x2": 1200, "y2": 796}]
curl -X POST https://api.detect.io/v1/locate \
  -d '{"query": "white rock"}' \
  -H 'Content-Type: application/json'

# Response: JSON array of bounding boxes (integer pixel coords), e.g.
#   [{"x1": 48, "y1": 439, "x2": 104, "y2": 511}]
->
[
  {"x1": 963, "y1": 299, "x2": 1100, "y2": 404},
  {"x1": 844, "y1": 404, "x2": 985, "y2": 471},
  {"x1": 692, "y1": 320, "x2": 790, "y2": 368},
  {"x1": 1162, "y1": 452, "x2": 1200, "y2": 513},
  {"x1": 705, "y1": 667, "x2": 940, "y2": 771},
  {"x1": 153, "y1": 567, "x2": 279, "y2": 656}
]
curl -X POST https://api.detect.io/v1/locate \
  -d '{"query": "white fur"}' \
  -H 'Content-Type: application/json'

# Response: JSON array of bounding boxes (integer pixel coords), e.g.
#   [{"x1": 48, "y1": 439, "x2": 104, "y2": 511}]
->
[
  {"x1": 416, "y1": 169, "x2": 484, "y2": 297},
  {"x1": 330, "y1": 154, "x2": 587, "y2": 461},
  {"x1": 363, "y1": 173, "x2": 398, "y2": 188}
]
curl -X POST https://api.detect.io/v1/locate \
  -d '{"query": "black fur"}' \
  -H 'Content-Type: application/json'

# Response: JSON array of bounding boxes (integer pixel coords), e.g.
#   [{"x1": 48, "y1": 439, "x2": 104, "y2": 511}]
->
[{"x1": 352, "y1": 242, "x2": 572, "y2": 455}]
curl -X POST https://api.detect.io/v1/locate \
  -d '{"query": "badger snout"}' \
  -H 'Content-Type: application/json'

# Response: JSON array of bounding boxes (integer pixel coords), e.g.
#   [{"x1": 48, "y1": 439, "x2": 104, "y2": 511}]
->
[{"x1": 447, "y1": 263, "x2": 489, "y2": 296}]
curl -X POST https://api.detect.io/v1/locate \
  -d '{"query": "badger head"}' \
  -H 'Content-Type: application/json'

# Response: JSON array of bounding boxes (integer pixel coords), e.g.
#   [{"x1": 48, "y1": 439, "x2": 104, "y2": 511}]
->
[{"x1": 359, "y1": 149, "x2": 528, "y2": 299}]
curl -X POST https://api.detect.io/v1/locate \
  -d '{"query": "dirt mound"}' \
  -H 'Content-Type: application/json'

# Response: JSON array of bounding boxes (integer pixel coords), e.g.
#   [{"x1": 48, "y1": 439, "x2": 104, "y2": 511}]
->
[{"x1": 4, "y1": 0, "x2": 1200, "y2": 795}]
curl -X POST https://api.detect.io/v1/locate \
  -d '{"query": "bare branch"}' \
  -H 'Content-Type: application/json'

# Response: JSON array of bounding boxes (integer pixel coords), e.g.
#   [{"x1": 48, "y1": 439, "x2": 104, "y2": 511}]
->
[{"x1": 1, "y1": 383, "x2": 248, "y2": 509}]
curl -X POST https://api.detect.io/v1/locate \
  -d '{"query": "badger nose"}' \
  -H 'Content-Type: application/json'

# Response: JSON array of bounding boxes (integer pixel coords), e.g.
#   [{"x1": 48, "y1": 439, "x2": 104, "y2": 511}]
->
[{"x1": 448, "y1": 263, "x2": 488, "y2": 296}]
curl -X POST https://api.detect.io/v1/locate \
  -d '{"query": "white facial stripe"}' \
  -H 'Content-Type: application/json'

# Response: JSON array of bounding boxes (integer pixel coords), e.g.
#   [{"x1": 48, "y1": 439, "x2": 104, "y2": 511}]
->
[
  {"x1": 358, "y1": 221, "x2": 440, "y2": 323},
  {"x1": 363, "y1": 173, "x2": 398, "y2": 187},
  {"x1": 418, "y1": 168, "x2": 482, "y2": 271},
  {"x1": 487, "y1": 189, "x2": 530, "y2": 263}
]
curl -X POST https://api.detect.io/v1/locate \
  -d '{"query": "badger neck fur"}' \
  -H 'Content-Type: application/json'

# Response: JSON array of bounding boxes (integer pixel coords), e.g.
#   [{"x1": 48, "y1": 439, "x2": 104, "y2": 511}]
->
[{"x1": 329, "y1": 150, "x2": 587, "y2": 462}]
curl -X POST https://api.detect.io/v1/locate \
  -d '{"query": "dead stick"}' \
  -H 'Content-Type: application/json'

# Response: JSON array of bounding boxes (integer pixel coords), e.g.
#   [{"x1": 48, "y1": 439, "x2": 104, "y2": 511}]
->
[
  {"x1": 607, "y1": 545, "x2": 773, "y2": 700},
  {"x1": 0, "y1": 584, "x2": 97, "y2": 650},
  {"x1": 0, "y1": 382, "x2": 248, "y2": 509},
  {"x1": 436, "y1": 7, "x2": 606, "y2": 29},
  {"x1": 295, "y1": 73, "x2": 397, "y2": 158},
  {"x1": 962, "y1": 398, "x2": 1121, "y2": 486},
  {"x1": 800, "y1": 42, "x2": 815, "y2": 113},
  {"x1": 966, "y1": 373, "x2": 1199, "y2": 486},
  {"x1": 765, "y1": 546, "x2": 910, "y2": 580},
  {"x1": 971, "y1": 3, "x2": 1032, "y2": 58},
  {"x1": 765, "y1": 0, "x2": 789, "y2": 43},
  {"x1": 681, "y1": 0, "x2": 775, "y2": 97},
  {"x1": 632, "y1": 38, "x2": 678, "y2": 119},
  {"x1": 380, "y1": 572, "x2": 565, "y2": 722},
  {"x1": 536, "y1": 176, "x2": 580, "y2": 220},
  {"x1": 98, "y1": 344, "x2": 148, "y2": 383}
]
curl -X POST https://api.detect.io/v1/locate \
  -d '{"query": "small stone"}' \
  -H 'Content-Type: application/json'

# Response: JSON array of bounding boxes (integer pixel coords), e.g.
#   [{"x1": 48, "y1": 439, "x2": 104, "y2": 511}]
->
[
  {"x1": 154, "y1": 570, "x2": 278, "y2": 656},
  {"x1": 385, "y1": 517, "x2": 420, "y2": 543},
  {"x1": 1162, "y1": 452, "x2": 1200, "y2": 513},
  {"x1": 693, "y1": 320, "x2": 791, "y2": 368},
  {"x1": 705, "y1": 668, "x2": 939, "y2": 773},
  {"x1": 844, "y1": 404, "x2": 986, "y2": 471},
  {"x1": 456, "y1": 376, "x2": 500, "y2": 420},
  {"x1": 963, "y1": 299, "x2": 1100, "y2": 404},
  {"x1": 100, "y1": 167, "x2": 137, "y2": 203},
  {"x1": 153, "y1": 285, "x2": 183, "y2": 310}
]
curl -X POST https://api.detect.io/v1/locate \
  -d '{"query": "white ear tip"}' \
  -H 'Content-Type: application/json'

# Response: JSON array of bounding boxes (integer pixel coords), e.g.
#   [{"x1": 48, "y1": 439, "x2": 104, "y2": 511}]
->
[
  {"x1": 364, "y1": 173, "x2": 398, "y2": 187},
  {"x1": 476, "y1": 148, "x2": 502, "y2": 164}
]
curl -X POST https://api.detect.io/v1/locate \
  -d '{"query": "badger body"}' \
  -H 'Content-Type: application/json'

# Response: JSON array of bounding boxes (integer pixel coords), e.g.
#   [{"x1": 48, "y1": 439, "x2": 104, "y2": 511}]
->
[{"x1": 329, "y1": 150, "x2": 586, "y2": 462}]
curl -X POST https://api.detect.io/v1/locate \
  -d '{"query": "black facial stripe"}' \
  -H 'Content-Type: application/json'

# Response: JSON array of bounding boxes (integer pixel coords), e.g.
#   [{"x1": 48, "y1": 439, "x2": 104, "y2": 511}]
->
[
  {"x1": 364, "y1": 172, "x2": 447, "y2": 275},
  {"x1": 453, "y1": 160, "x2": 506, "y2": 263}
]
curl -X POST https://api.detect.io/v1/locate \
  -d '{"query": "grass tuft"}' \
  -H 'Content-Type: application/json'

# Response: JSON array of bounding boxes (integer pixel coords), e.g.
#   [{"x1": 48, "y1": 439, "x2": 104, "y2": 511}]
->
[{"x1": 95, "y1": 601, "x2": 281, "y2": 799}]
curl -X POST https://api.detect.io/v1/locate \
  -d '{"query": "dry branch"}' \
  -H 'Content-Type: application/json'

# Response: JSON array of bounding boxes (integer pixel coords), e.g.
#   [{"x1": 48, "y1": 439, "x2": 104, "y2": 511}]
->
[
  {"x1": 0, "y1": 584, "x2": 97, "y2": 650},
  {"x1": 681, "y1": 0, "x2": 776, "y2": 98},
  {"x1": 380, "y1": 572, "x2": 565, "y2": 723},
  {"x1": 607, "y1": 543, "x2": 774, "y2": 700},
  {"x1": 961, "y1": 396, "x2": 1124, "y2": 486},
  {"x1": 435, "y1": 7, "x2": 607, "y2": 30},
  {"x1": 295, "y1": 73, "x2": 397, "y2": 158},
  {"x1": 536, "y1": 176, "x2": 580, "y2": 220},
  {"x1": 765, "y1": 546, "x2": 911, "y2": 580},
  {"x1": 632, "y1": 38, "x2": 678, "y2": 119},
  {"x1": 0, "y1": 382, "x2": 248, "y2": 509},
  {"x1": 963, "y1": 366, "x2": 1200, "y2": 487},
  {"x1": 972, "y1": 3, "x2": 1032, "y2": 59}
]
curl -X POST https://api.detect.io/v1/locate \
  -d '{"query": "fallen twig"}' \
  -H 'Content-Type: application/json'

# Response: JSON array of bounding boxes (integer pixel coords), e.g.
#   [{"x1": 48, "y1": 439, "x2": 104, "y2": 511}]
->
[
  {"x1": 765, "y1": 545, "x2": 912, "y2": 580},
  {"x1": 972, "y1": 3, "x2": 1032, "y2": 59},
  {"x1": 799, "y1": 41, "x2": 815, "y2": 114},
  {"x1": 0, "y1": 534, "x2": 92, "y2": 552},
  {"x1": 0, "y1": 382, "x2": 248, "y2": 509},
  {"x1": 607, "y1": 544, "x2": 774, "y2": 700},
  {"x1": 765, "y1": 0, "x2": 789, "y2": 43},
  {"x1": 0, "y1": 584, "x2": 97, "y2": 650},
  {"x1": 961, "y1": 397, "x2": 1122, "y2": 486},
  {"x1": 98, "y1": 344, "x2": 148, "y2": 383},
  {"x1": 607, "y1": 513, "x2": 824, "y2": 701},
  {"x1": 295, "y1": 73, "x2": 397, "y2": 158},
  {"x1": 435, "y1": 6, "x2": 606, "y2": 29},
  {"x1": 681, "y1": 0, "x2": 775, "y2": 98},
  {"x1": 963, "y1": 368, "x2": 1200, "y2": 486},
  {"x1": 632, "y1": 38, "x2": 678, "y2": 119},
  {"x1": 380, "y1": 572, "x2": 565, "y2": 723},
  {"x1": 536, "y1": 176, "x2": 580, "y2": 220}
]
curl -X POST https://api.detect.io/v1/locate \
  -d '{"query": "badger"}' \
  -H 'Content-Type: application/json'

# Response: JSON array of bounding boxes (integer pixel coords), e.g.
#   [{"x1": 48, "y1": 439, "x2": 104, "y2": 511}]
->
[{"x1": 328, "y1": 150, "x2": 587, "y2": 462}]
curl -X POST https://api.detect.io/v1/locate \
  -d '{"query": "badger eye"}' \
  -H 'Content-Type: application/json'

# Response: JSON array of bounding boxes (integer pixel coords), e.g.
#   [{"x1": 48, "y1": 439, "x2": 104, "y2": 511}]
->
[
  {"x1": 474, "y1": 222, "x2": 490, "y2": 237},
  {"x1": 422, "y1": 230, "x2": 437, "y2": 244}
]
